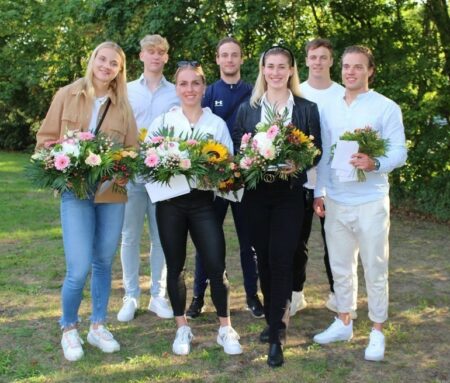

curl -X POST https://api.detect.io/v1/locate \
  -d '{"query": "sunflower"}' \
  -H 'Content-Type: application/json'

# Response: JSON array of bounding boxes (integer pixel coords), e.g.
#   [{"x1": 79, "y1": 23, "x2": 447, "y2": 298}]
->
[
  {"x1": 291, "y1": 129, "x2": 309, "y2": 144},
  {"x1": 201, "y1": 140, "x2": 229, "y2": 163}
]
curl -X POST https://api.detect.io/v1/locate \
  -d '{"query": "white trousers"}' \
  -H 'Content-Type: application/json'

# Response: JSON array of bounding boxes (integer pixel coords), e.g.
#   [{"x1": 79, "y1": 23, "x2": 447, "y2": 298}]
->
[{"x1": 325, "y1": 196, "x2": 390, "y2": 323}]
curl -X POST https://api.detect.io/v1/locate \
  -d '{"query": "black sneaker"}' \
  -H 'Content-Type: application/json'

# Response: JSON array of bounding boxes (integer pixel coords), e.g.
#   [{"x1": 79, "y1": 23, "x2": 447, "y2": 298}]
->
[
  {"x1": 246, "y1": 294, "x2": 264, "y2": 318},
  {"x1": 186, "y1": 296, "x2": 204, "y2": 319}
]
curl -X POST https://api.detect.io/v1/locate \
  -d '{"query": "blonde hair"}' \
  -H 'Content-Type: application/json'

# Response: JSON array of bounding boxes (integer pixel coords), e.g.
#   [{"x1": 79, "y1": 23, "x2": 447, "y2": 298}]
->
[
  {"x1": 140, "y1": 34, "x2": 169, "y2": 52},
  {"x1": 250, "y1": 47, "x2": 301, "y2": 107},
  {"x1": 83, "y1": 41, "x2": 132, "y2": 124},
  {"x1": 174, "y1": 63, "x2": 206, "y2": 85}
]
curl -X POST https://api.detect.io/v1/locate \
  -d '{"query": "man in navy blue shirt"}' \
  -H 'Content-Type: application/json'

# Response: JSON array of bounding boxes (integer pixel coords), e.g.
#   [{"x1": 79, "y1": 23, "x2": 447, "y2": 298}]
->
[{"x1": 186, "y1": 37, "x2": 264, "y2": 319}]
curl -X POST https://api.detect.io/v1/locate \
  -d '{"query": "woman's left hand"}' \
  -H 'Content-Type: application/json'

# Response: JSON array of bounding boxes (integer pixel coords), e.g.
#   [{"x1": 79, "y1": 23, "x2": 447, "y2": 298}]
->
[{"x1": 280, "y1": 160, "x2": 297, "y2": 175}]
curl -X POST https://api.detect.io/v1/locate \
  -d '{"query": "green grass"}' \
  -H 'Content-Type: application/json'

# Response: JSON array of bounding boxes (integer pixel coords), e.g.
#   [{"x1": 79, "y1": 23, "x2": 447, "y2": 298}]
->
[{"x1": 1, "y1": 151, "x2": 450, "y2": 383}]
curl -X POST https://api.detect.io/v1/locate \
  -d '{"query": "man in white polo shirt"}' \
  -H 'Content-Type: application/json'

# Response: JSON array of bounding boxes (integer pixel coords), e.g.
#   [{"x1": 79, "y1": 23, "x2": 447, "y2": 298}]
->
[
  {"x1": 117, "y1": 34, "x2": 179, "y2": 322},
  {"x1": 313, "y1": 45, "x2": 407, "y2": 362}
]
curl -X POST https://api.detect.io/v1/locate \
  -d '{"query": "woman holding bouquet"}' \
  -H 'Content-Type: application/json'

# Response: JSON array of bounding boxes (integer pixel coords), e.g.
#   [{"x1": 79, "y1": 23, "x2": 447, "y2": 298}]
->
[
  {"x1": 146, "y1": 62, "x2": 242, "y2": 356},
  {"x1": 233, "y1": 46, "x2": 321, "y2": 367},
  {"x1": 35, "y1": 42, "x2": 137, "y2": 361}
]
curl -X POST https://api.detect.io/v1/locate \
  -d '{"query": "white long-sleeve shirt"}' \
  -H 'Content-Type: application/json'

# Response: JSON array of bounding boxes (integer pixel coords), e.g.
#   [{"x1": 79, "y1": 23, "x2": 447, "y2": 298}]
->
[{"x1": 315, "y1": 89, "x2": 407, "y2": 205}]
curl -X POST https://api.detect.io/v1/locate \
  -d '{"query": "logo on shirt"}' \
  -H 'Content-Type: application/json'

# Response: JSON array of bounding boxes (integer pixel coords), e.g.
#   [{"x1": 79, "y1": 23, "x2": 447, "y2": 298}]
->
[{"x1": 214, "y1": 100, "x2": 223, "y2": 107}]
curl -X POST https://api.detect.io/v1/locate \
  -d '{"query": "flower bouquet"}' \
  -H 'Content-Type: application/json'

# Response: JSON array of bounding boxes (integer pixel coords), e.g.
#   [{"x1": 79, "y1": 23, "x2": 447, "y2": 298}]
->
[
  {"x1": 237, "y1": 106, "x2": 321, "y2": 189},
  {"x1": 333, "y1": 126, "x2": 389, "y2": 182},
  {"x1": 28, "y1": 130, "x2": 139, "y2": 199}
]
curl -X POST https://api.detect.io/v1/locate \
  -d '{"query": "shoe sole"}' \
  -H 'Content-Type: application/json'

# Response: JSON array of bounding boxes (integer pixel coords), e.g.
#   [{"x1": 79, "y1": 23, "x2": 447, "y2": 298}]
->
[
  {"x1": 365, "y1": 354, "x2": 384, "y2": 362},
  {"x1": 172, "y1": 346, "x2": 190, "y2": 355},
  {"x1": 216, "y1": 337, "x2": 243, "y2": 355},
  {"x1": 63, "y1": 351, "x2": 84, "y2": 362},
  {"x1": 87, "y1": 334, "x2": 120, "y2": 353},
  {"x1": 313, "y1": 335, "x2": 353, "y2": 345},
  {"x1": 148, "y1": 307, "x2": 174, "y2": 319}
]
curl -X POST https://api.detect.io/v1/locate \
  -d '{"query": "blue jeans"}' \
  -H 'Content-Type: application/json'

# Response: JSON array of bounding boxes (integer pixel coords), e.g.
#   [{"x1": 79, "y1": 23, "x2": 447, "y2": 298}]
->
[
  {"x1": 59, "y1": 191, "x2": 125, "y2": 328},
  {"x1": 120, "y1": 182, "x2": 167, "y2": 299},
  {"x1": 193, "y1": 197, "x2": 258, "y2": 298}
]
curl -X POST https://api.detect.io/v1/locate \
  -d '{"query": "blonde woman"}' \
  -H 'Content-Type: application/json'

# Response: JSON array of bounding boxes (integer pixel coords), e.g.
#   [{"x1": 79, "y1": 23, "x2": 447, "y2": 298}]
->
[
  {"x1": 147, "y1": 62, "x2": 242, "y2": 356},
  {"x1": 36, "y1": 41, "x2": 137, "y2": 362},
  {"x1": 233, "y1": 46, "x2": 321, "y2": 367}
]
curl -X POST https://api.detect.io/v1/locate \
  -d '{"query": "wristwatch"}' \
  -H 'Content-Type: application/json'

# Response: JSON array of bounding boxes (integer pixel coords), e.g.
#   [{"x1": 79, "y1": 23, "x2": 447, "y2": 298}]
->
[{"x1": 373, "y1": 158, "x2": 380, "y2": 171}]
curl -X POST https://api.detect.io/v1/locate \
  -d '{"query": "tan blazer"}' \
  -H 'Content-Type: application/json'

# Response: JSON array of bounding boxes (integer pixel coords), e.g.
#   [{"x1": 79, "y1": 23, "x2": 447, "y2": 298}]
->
[{"x1": 36, "y1": 78, "x2": 137, "y2": 149}]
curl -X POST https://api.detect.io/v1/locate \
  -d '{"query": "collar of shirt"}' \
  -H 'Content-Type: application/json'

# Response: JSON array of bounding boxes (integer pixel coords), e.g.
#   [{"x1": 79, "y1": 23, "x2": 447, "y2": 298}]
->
[
  {"x1": 260, "y1": 90, "x2": 295, "y2": 124},
  {"x1": 138, "y1": 73, "x2": 169, "y2": 91}
]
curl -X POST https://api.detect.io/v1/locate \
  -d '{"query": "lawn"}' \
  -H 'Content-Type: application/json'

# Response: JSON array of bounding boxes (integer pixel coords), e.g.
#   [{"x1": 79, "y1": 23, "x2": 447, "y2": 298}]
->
[{"x1": 0, "y1": 151, "x2": 449, "y2": 383}]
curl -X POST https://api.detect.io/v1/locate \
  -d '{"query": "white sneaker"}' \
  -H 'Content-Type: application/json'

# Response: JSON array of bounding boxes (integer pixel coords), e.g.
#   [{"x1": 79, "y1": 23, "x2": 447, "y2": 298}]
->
[
  {"x1": 61, "y1": 329, "x2": 84, "y2": 362},
  {"x1": 117, "y1": 296, "x2": 139, "y2": 322},
  {"x1": 325, "y1": 293, "x2": 358, "y2": 320},
  {"x1": 365, "y1": 329, "x2": 385, "y2": 361},
  {"x1": 148, "y1": 296, "x2": 174, "y2": 319},
  {"x1": 313, "y1": 317, "x2": 353, "y2": 344},
  {"x1": 87, "y1": 325, "x2": 120, "y2": 353},
  {"x1": 172, "y1": 325, "x2": 194, "y2": 355},
  {"x1": 217, "y1": 326, "x2": 243, "y2": 355},
  {"x1": 290, "y1": 291, "x2": 307, "y2": 317}
]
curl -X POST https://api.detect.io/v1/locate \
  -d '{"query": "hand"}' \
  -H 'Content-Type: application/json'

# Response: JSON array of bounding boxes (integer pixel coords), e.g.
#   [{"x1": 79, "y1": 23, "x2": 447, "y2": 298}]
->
[
  {"x1": 280, "y1": 160, "x2": 297, "y2": 175},
  {"x1": 313, "y1": 197, "x2": 326, "y2": 218},
  {"x1": 114, "y1": 176, "x2": 129, "y2": 187},
  {"x1": 350, "y1": 153, "x2": 376, "y2": 171}
]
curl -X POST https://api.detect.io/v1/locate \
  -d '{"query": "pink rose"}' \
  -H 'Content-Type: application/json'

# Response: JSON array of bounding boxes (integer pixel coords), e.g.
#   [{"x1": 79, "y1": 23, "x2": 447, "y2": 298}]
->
[
  {"x1": 239, "y1": 157, "x2": 253, "y2": 170},
  {"x1": 241, "y1": 133, "x2": 252, "y2": 145},
  {"x1": 78, "y1": 132, "x2": 95, "y2": 141},
  {"x1": 151, "y1": 136, "x2": 164, "y2": 144},
  {"x1": 186, "y1": 139, "x2": 198, "y2": 146},
  {"x1": 266, "y1": 125, "x2": 279, "y2": 140},
  {"x1": 179, "y1": 158, "x2": 191, "y2": 169},
  {"x1": 54, "y1": 154, "x2": 70, "y2": 171},
  {"x1": 85, "y1": 151, "x2": 102, "y2": 166},
  {"x1": 144, "y1": 154, "x2": 159, "y2": 167}
]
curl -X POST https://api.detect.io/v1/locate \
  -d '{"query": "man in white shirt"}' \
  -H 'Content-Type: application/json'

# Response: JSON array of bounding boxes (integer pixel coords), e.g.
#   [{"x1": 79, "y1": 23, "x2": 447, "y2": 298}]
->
[
  {"x1": 117, "y1": 35, "x2": 179, "y2": 322},
  {"x1": 312, "y1": 45, "x2": 407, "y2": 362},
  {"x1": 291, "y1": 39, "x2": 350, "y2": 317}
]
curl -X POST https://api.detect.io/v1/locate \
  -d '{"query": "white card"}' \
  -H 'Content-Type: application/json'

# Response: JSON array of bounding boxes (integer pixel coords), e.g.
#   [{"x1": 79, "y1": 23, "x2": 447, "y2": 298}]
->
[
  {"x1": 217, "y1": 188, "x2": 244, "y2": 202},
  {"x1": 331, "y1": 140, "x2": 359, "y2": 171},
  {"x1": 145, "y1": 175, "x2": 191, "y2": 203}
]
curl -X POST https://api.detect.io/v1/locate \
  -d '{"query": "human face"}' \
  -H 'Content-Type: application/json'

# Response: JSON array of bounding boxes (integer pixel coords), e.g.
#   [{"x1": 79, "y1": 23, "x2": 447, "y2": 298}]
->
[
  {"x1": 216, "y1": 42, "x2": 243, "y2": 78},
  {"x1": 92, "y1": 48, "x2": 122, "y2": 84},
  {"x1": 175, "y1": 68, "x2": 205, "y2": 108},
  {"x1": 262, "y1": 53, "x2": 294, "y2": 91},
  {"x1": 341, "y1": 52, "x2": 373, "y2": 94},
  {"x1": 140, "y1": 46, "x2": 168, "y2": 74},
  {"x1": 306, "y1": 46, "x2": 333, "y2": 79}
]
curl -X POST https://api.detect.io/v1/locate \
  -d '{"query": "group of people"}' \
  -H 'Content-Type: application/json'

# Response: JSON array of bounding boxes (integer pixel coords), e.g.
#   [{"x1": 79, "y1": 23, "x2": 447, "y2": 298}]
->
[{"x1": 35, "y1": 34, "x2": 406, "y2": 368}]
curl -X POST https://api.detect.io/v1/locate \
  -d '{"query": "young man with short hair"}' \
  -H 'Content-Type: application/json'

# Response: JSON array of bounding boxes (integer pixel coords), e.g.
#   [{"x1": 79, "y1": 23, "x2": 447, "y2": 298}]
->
[
  {"x1": 313, "y1": 45, "x2": 407, "y2": 361},
  {"x1": 186, "y1": 37, "x2": 264, "y2": 319},
  {"x1": 291, "y1": 38, "x2": 351, "y2": 317},
  {"x1": 117, "y1": 34, "x2": 179, "y2": 322}
]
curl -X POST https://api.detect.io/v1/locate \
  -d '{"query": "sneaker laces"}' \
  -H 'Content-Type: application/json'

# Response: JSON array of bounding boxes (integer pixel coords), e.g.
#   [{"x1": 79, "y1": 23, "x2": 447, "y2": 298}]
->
[
  {"x1": 220, "y1": 326, "x2": 240, "y2": 344},
  {"x1": 92, "y1": 325, "x2": 114, "y2": 341},
  {"x1": 64, "y1": 330, "x2": 84, "y2": 347}
]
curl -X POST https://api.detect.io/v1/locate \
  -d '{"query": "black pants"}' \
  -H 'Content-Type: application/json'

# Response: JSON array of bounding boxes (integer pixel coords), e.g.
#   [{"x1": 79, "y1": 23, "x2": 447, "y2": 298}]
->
[
  {"x1": 292, "y1": 188, "x2": 334, "y2": 292},
  {"x1": 243, "y1": 180, "x2": 304, "y2": 343},
  {"x1": 156, "y1": 190, "x2": 229, "y2": 317}
]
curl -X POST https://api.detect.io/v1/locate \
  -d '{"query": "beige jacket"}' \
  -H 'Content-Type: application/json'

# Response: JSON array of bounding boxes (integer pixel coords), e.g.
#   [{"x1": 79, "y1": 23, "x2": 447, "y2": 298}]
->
[{"x1": 36, "y1": 78, "x2": 137, "y2": 149}]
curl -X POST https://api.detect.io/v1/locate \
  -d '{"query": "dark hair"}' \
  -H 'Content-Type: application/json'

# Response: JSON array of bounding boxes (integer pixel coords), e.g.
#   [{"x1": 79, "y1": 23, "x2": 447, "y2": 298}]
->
[
  {"x1": 216, "y1": 37, "x2": 242, "y2": 56},
  {"x1": 342, "y1": 45, "x2": 376, "y2": 83},
  {"x1": 305, "y1": 38, "x2": 334, "y2": 55}
]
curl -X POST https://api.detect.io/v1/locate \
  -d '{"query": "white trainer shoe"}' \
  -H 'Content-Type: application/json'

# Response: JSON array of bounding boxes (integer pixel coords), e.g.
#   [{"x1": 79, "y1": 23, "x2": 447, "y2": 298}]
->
[
  {"x1": 313, "y1": 317, "x2": 353, "y2": 344},
  {"x1": 290, "y1": 291, "x2": 307, "y2": 317},
  {"x1": 325, "y1": 293, "x2": 358, "y2": 320},
  {"x1": 148, "y1": 296, "x2": 174, "y2": 319},
  {"x1": 217, "y1": 326, "x2": 243, "y2": 355},
  {"x1": 117, "y1": 296, "x2": 139, "y2": 322},
  {"x1": 365, "y1": 328, "x2": 385, "y2": 361},
  {"x1": 61, "y1": 329, "x2": 84, "y2": 362},
  {"x1": 87, "y1": 325, "x2": 120, "y2": 353},
  {"x1": 172, "y1": 325, "x2": 194, "y2": 355}
]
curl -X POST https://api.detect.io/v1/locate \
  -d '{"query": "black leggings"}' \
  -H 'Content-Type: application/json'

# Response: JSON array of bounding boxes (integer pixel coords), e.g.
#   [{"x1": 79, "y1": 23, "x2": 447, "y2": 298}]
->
[
  {"x1": 243, "y1": 180, "x2": 304, "y2": 343},
  {"x1": 156, "y1": 190, "x2": 229, "y2": 317}
]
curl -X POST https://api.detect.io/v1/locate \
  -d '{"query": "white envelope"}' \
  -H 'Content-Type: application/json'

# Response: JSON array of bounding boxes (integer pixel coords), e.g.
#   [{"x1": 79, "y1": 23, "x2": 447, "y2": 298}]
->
[
  {"x1": 331, "y1": 140, "x2": 359, "y2": 171},
  {"x1": 217, "y1": 188, "x2": 244, "y2": 202},
  {"x1": 145, "y1": 175, "x2": 191, "y2": 203}
]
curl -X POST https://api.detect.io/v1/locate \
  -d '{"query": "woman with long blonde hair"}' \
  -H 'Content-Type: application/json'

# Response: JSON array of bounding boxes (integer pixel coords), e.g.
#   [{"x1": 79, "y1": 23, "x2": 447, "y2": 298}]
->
[
  {"x1": 36, "y1": 41, "x2": 137, "y2": 362},
  {"x1": 233, "y1": 46, "x2": 321, "y2": 367}
]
